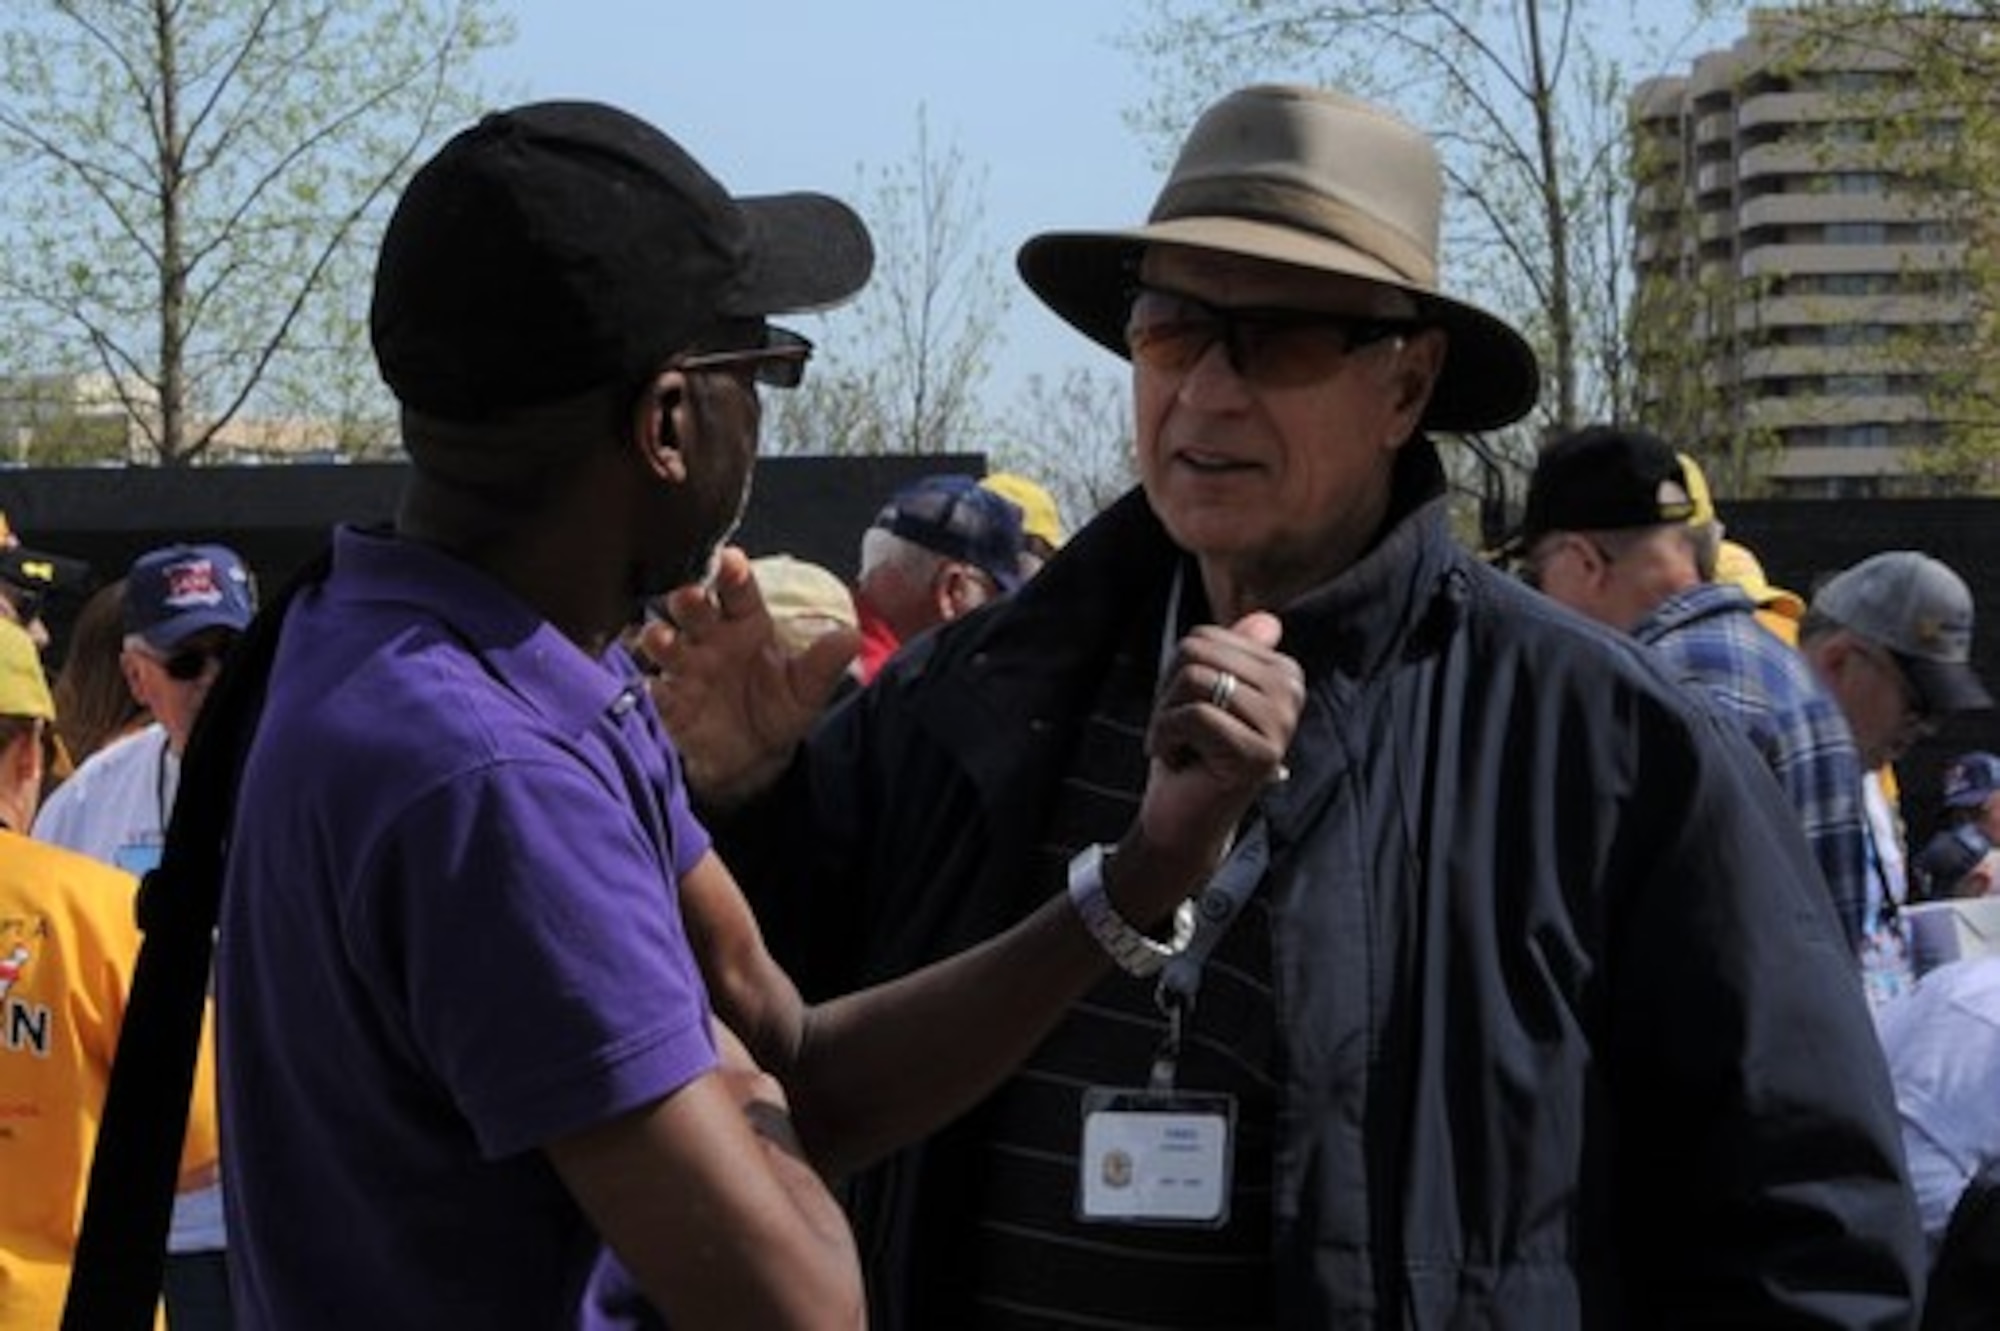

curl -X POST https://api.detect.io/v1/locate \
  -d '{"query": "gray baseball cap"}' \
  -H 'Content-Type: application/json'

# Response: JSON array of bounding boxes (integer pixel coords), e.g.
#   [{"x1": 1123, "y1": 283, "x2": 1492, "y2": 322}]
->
[{"x1": 1812, "y1": 551, "x2": 1993, "y2": 714}]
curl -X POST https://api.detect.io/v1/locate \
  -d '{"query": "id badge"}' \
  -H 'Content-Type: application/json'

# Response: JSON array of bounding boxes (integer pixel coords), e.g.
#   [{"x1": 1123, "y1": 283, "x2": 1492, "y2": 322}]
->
[
  {"x1": 1077, "y1": 1086, "x2": 1235, "y2": 1227},
  {"x1": 114, "y1": 841, "x2": 163, "y2": 876}
]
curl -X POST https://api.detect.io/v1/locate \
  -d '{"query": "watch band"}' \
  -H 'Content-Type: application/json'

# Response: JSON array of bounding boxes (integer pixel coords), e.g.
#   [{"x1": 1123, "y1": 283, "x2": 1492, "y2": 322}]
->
[{"x1": 1066, "y1": 843, "x2": 1197, "y2": 977}]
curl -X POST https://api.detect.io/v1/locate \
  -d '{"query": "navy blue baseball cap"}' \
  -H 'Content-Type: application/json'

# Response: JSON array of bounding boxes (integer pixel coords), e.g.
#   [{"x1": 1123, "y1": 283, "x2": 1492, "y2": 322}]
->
[
  {"x1": 1944, "y1": 751, "x2": 2000, "y2": 809},
  {"x1": 1916, "y1": 823, "x2": 1993, "y2": 896},
  {"x1": 874, "y1": 475, "x2": 1026, "y2": 593},
  {"x1": 124, "y1": 544, "x2": 256, "y2": 651}
]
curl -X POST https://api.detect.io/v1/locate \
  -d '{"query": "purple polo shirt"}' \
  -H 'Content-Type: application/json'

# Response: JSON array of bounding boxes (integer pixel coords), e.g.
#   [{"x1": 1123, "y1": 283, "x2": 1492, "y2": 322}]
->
[{"x1": 216, "y1": 525, "x2": 717, "y2": 1329}]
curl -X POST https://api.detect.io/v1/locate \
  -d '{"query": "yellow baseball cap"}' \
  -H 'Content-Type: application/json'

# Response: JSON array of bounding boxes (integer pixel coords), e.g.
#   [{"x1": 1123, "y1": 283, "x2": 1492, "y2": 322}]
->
[
  {"x1": 1715, "y1": 539, "x2": 1805, "y2": 621},
  {"x1": 0, "y1": 618, "x2": 53, "y2": 720},
  {"x1": 980, "y1": 472, "x2": 1065, "y2": 552},
  {"x1": 1677, "y1": 452, "x2": 1719, "y2": 530}
]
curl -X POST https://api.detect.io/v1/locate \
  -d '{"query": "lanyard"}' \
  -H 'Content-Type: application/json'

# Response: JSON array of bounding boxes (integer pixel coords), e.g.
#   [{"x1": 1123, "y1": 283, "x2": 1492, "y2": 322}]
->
[
  {"x1": 1149, "y1": 820, "x2": 1270, "y2": 1092},
  {"x1": 1148, "y1": 564, "x2": 1272, "y2": 1091}
]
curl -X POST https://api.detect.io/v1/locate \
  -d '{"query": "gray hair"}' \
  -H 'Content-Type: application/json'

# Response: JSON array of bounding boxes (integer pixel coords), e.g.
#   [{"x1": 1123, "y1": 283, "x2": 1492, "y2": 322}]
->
[{"x1": 858, "y1": 526, "x2": 946, "y2": 585}]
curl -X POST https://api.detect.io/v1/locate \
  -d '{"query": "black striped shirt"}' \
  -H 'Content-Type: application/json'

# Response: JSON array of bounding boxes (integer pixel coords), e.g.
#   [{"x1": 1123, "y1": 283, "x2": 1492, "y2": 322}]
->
[{"x1": 965, "y1": 606, "x2": 1279, "y2": 1329}]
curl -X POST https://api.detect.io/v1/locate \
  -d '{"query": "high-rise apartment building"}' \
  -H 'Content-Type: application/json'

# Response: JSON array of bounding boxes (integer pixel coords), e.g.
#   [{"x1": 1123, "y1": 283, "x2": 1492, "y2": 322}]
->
[{"x1": 1631, "y1": 8, "x2": 1997, "y2": 498}]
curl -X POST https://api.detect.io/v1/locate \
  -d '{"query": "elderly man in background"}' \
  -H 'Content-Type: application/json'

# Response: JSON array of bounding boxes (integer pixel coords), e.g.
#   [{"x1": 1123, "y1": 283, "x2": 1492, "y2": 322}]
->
[
  {"x1": 851, "y1": 472, "x2": 1025, "y2": 683},
  {"x1": 33, "y1": 540, "x2": 253, "y2": 1331},
  {"x1": 649, "y1": 83, "x2": 1921, "y2": 1328},
  {"x1": 1512, "y1": 424, "x2": 1867, "y2": 948},
  {"x1": 1799, "y1": 551, "x2": 1994, "y2": 1006}
]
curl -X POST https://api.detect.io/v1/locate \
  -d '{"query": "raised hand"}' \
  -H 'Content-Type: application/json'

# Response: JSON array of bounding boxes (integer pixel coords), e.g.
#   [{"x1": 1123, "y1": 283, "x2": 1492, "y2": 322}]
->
[
  {"x1": 1110, "y1": 611, "x2": 1303, "y2": 929},
  {"x1": 637, "y1": 547, "x2": 860, "y2": 807}
]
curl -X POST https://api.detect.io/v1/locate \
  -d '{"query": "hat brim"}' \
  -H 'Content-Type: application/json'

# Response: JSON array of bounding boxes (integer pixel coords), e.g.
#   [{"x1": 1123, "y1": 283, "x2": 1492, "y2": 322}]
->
[
  {"x1": 139, "y1": 607, "x2": 252, "y2": 653},
  {"x1": 1018, "y1": 220, "x2": 1539, "y2": 434},
  {"x1": 1758, "y1": 588, "x2": 1807, "y2": 620},
  {"x1": 725, "y1": 192, "x2": 874, "y2": 319},
  {"x1": 1902, "y1": 653, "x2": 1995, "y2": 715},
  {"x1": 0, "y1": 545, "x2": 92, "y2": 593}
]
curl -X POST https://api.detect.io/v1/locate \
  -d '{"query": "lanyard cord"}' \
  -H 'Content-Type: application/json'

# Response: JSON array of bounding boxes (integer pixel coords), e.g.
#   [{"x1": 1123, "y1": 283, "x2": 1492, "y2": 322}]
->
[
  {"x1": 1149, "y1": 565, "x2": 1271, "y2": 1089},
  {"x1": 155, "y1": 737, "x2": 176, "y2": 837}
]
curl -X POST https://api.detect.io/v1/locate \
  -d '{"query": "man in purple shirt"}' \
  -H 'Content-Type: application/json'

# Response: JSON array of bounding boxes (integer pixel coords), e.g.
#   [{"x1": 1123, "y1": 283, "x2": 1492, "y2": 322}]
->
[{"x1": 214, "y1": 102, "x2": 1301, "y2": 1330}]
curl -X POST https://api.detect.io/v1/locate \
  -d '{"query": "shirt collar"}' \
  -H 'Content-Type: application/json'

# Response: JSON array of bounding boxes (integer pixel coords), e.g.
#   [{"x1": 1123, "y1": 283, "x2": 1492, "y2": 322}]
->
[{"x1": 328, "y1": 524, "x2": 638, "y2": 735}]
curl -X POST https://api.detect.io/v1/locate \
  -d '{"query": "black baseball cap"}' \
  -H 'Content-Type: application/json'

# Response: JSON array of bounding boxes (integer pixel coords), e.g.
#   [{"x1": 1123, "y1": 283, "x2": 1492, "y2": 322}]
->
[
  {"x1": 371, "y1": 101, "x2": 874, "y2": 422},
  {"x1": 0, "y1": 544, "x2": 91, "y2": 622},
  {"x1": 1501, "y1": 425, "x2": 1695, "y2": 557}
]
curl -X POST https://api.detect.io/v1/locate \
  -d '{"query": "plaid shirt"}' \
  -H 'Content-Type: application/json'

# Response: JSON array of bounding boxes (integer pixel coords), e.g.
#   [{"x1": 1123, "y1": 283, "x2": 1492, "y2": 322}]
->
[{"x1": 1637, "y1": 581, "x2": 1869, "y2": 944}]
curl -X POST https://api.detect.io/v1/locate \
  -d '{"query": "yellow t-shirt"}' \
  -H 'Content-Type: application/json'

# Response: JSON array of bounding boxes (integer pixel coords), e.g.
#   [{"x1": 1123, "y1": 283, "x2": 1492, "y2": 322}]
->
[{"x1": 0, "y1": 830, "x2": 217, "y2": 1327}]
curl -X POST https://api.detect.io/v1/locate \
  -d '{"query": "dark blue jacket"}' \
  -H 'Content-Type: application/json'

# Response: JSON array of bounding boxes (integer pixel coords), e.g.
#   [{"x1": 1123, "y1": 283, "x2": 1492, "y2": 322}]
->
[{"x1": 721, "y1": 440, "x2": 1924, "y2": 1329}]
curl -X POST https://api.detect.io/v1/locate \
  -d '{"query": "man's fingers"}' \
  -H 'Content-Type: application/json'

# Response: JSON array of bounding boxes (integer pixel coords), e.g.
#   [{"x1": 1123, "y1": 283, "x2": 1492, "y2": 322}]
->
[
  {"x1": 1167, "y1": 627, "x2": 1304, "y2": 725},
  {"x1": 707, "y1": 546, "x2": 763, "y2": 618},
  {"x1": 790, "y1": 626, "x2": 862, "y2": 708},
  {"x1": 1226, "y1": 608, "x2": 1285, "y2": 650},
  {"x1": 662, "y1": 581, "x2": 718, "y2": 633}
]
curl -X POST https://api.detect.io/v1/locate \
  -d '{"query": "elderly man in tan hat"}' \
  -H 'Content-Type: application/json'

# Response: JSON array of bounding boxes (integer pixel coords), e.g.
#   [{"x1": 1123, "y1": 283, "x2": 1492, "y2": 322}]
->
[{"x1": 647, "y1": 84, "x2": 1920, "y2": 1326}]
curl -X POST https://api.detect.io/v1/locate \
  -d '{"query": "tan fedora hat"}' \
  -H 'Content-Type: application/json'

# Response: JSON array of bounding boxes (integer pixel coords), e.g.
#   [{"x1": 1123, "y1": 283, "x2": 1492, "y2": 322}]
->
[{"x1": 1018, "y1": 84, "x2": 1539, "y2": 433}]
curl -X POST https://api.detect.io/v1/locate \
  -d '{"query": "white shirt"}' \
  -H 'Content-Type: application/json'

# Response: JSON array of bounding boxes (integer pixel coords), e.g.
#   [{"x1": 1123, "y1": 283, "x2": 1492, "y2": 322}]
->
[
  {"x1": 32, "y1": 721, "x2": 223, "y2": 1254},
  {"x1": 1875, "y1": 956, "x2": 2000, "y2": 1255},
  {"x1": 1860, "y1": 771, "x2": 1916, "y2": 1007},
  {"x1": 34, "y1": 723, "x2": 176, "y2": 874}
]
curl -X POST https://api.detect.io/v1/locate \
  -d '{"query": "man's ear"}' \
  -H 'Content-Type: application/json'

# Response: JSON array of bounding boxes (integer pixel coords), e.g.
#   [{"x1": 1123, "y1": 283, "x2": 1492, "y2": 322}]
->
[
  {"x1": 636, "y1": 372, "x2": 689, "y2": 481},
  {"x1": 1380, "y1": 328, "x2": 1445, "y2": 442},
  {"x1": 119, "y1": 649, "x2": 150, "y2": 709}
]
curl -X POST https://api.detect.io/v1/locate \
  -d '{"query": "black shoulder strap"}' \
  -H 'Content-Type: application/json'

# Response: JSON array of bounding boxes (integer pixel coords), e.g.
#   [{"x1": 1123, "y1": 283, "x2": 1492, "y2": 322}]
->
[
  {"x1": 1922, "y1": 1159, "x2": 2000, "y2": 1331},
  {"x1": 62, "y1": 545, "x2": 333, "y2": 1331}
]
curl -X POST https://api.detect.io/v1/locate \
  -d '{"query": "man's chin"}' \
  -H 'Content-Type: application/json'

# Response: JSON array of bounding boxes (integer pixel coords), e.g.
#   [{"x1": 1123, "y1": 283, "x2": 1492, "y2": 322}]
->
[{"x1": 639, "y1": 539, "x2": 725, "y2": 604}]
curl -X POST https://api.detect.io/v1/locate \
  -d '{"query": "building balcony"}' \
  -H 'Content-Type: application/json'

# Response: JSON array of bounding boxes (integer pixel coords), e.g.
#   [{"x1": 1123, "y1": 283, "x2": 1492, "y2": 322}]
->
[
  {"x1": 1739, "y1": 141, "x2": 1887, "y2": 182},
  {"x1": 1735, "y1": 90, "x2": 1843, "y2": 132},
  {"x1": 1738, "y1": 293, "x2": 1969, "y2": 332},
  {"x1": 1744, "y1": 392, "x2": 1933, "y2": 431},
  {"x1": 1740, "y1": 344, "x2": 1934, "y2": 382},
  {"x1": 1737, "y1": 193, "x2": 1928, "y2": 231},
  {"x1": 1740, "y1": 243, "x2": 1965, "y2": 279},
  {"x1": 1764, "y1": 444, "x2": 1910, "y2": 481}
]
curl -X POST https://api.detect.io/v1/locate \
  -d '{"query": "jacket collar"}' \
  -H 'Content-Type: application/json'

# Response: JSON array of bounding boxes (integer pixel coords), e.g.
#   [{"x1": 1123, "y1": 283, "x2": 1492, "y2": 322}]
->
[
  {"x1": 1275, "y1": 437, "x2": 1462, "y2": 683},
  {"x1": 896, "y1": 437, "x2": 1464, "y2": 728}
]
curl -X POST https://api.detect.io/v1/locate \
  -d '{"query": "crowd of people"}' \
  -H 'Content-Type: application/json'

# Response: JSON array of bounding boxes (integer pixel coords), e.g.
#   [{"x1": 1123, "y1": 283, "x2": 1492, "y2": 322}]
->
[{"x1": 3, "y1": 78, "x2": 2000, "y2": 1331}]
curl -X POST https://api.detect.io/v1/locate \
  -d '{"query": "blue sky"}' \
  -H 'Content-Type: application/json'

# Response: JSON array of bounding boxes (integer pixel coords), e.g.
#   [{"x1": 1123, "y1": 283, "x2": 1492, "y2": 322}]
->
[
  {"x1": 478, "y1": 3, "x2": 1747, "y2": 408},
  {"x1": 480, "y1": 3, "x2": 1167, "y2": 401}
]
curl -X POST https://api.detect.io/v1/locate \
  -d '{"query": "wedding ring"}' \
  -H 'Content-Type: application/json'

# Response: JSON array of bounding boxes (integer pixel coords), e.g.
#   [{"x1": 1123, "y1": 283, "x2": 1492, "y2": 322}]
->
[{"x1": 1208, "y1": 669, "x2": 1239, "y2": 713}]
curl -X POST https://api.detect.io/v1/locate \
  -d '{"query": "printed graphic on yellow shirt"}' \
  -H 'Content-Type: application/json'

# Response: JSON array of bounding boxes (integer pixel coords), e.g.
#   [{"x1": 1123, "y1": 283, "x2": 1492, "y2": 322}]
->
[
  {"x1": 1, "y1": 938, "x2": 51, "y2": 1058},
  {"x1": 0, "y1": 941, "x2": 28, "y2": 999}
]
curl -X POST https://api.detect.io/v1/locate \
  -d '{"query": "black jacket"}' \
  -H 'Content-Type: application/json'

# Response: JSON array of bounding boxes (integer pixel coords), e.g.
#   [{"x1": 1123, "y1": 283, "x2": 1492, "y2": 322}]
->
[{"x1": 720, "y1": 441, "x2": 1924, "y2": 1329}]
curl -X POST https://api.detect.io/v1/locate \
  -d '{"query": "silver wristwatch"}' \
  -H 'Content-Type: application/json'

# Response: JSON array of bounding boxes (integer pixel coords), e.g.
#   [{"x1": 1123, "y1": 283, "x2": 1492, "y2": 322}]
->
[{"x1": 1066, "y1": 843, "x2": 1197, "y2": 977}]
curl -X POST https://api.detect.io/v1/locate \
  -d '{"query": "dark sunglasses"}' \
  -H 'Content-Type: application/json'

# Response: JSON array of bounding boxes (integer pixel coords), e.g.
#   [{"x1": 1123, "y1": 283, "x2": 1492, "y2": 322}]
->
[
  {"x1": 1125, "y1": 286, "x2": 1421, "y2": 388},
  {"x1": 675, "y1": 325, "x2": 814, "y2": 389},
  {"x1": 1879, "y1": 645, "x2": 1939, "y2": 728},
  {"x1": 158, "y1": 640, "x2": 235, "y2": 682}
]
